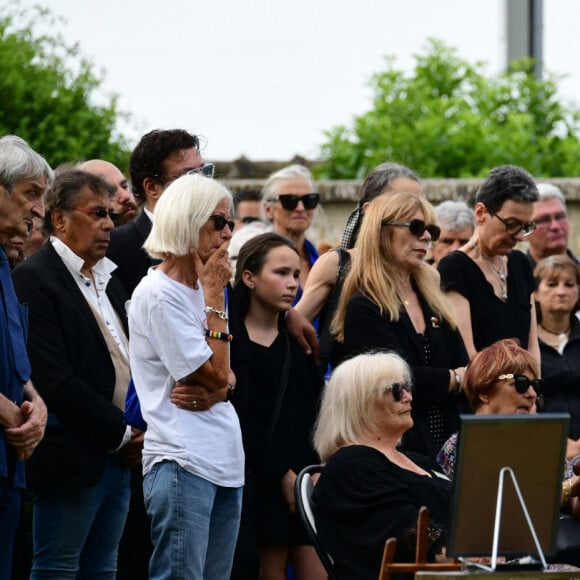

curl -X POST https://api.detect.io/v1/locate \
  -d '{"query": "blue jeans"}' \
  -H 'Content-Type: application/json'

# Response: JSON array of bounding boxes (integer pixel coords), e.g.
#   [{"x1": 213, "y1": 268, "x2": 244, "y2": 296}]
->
[
  {"x1": 30, "y1": 455, "x2": 130, "y2": 579},
  {"x1": 144, "y1": 460, "x2": 243, "y2": 580}
]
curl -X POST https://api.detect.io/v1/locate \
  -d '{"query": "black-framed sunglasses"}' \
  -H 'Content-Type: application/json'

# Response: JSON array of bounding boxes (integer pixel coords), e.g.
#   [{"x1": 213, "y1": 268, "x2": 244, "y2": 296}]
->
[
  {"x1": 269, "y1": 193, "x2": 320, "y2": 211},
  {"x1": 487, "y1": 209, "x2": 536, "y2": 237},
  {"x1": 381, "y1": 218, "x2": 441, "y2": 241},
  {"x1": 497, "y1": 373, "x2": 543, "y2": 394},
  {"x1": 386, "y1": 382, "x2": 413, "y2": 402},
  {"x1": 73, "y1": 207, "x2": 120, "y2": 221},
  {"x1": 209, "y1": 214, "x2": 235, "y2": 232}
]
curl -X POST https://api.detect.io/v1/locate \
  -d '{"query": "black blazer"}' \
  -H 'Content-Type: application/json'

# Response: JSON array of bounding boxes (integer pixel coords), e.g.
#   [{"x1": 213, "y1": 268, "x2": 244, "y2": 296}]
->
[
  {"x1": 12, "y1": 243, "x2": 129, "y2": 489},
  {"x1": 107, "y1": 210, "x2": 159, "y2": 298}
]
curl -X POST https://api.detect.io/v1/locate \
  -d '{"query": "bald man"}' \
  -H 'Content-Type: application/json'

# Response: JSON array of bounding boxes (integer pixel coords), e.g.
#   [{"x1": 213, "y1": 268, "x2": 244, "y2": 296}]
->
[{"x1": 79, "y1": 160, "x2": 138, "y2": 226}]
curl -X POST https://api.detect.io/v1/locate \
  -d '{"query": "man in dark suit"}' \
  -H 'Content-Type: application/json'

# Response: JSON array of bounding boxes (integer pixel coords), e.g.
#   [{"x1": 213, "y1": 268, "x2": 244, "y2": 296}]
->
[
  {"x1": 107, "y1": 128, "x2": 214, "y2": 297},
  {"x1": 12, "y1": 170, "x2": 143, "y2": 578}
]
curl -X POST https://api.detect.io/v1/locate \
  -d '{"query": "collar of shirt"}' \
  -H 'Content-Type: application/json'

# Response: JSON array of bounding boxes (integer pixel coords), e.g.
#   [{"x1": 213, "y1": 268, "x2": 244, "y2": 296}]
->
[
  {"x1": 144, "y1": 206, "x2": 154, "y2": 223},
  {"x1": 50, "y1": 236, "x2": 118, "y2": 283}
]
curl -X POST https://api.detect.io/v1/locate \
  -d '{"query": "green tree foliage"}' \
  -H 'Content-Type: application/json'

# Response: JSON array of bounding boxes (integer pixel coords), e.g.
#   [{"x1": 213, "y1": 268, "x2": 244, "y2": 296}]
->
[
  {"x1": 0, "y1": 4, "x2": 131, "y2": 170},
  {"x1": 317, "y1": 39, "x2": 580, "y2": 179}
]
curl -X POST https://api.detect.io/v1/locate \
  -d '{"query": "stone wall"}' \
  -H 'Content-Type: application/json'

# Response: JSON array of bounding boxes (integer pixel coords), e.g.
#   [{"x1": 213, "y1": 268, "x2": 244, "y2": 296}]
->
[{"x1": 223, "y1": 178, "x2": 580, "y2": 255}]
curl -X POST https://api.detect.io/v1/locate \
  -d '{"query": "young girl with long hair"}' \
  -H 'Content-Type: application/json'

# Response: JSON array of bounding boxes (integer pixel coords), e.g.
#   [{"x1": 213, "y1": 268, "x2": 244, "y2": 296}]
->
[{"x1": 230, "y1": 232, "x2": 325, "y2": 580}]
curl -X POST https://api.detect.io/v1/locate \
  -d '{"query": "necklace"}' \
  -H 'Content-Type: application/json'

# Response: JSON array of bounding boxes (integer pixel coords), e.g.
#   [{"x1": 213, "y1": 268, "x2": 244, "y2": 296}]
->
[
  {"x1": 483, "y1": 256, "x2": 508, "y2": 301},
  {"x1": 540, "y1": 323, "x2": 570, "y2": 351},
  {"x1": 540, "y1": 323, "x2": 570, "y2": 339}
]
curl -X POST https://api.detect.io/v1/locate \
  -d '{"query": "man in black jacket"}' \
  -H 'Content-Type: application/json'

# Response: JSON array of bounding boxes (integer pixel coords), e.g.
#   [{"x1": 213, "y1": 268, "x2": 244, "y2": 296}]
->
[
  {"x1": 107, "y1": 128, "x2": 213, "y2": 297},
  {"x1": 13, "y1": 170, "x2": 143, "y2": 578}
]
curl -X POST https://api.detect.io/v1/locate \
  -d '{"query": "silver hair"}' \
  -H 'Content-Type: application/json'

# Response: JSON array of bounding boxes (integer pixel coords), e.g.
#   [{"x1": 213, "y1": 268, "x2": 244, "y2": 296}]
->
[
  {"x1": 536, "y1": 183, "x2": 567, "y2": 207},
  {"x1": 435, "y1": 200, "x2": 475, "y2": 231},
  {"x1": 262, "y1": 164, "x2": 316, "y2": 202},
  {"x1": 0, "y1": 135, "x2": 54, "y2": 193},
  {"x1": 144, "y1": 174, "x2": 233, "y2": 258}
]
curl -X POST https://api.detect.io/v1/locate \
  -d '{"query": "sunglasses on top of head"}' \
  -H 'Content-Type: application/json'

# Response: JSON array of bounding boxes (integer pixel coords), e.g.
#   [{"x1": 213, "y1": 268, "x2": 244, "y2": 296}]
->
[
  {"x1": 386, "y1": 382, "x2": 413, "y2": 402},
  {"x1": 156, "y1": 163, "x2": 216, "y2": 182},
  {"x1": 381, "y1": 218, "x2": 441, "y2": 241},
  {"x1": 268, "y1": 193, "x2": 320, "y2": 211},
  {"x1": 209, "y1": 214, "x2": 235, "y2": 232},
  {"x1": 497, "y1": 373, "x2": 543, "y2": 394}
]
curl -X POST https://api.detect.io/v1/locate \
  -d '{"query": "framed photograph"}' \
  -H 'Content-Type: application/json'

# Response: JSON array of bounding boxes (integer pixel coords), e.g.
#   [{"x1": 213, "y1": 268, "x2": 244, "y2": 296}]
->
[{"x1": 448, "y1": 413, "x2": 569, "y2": 558}]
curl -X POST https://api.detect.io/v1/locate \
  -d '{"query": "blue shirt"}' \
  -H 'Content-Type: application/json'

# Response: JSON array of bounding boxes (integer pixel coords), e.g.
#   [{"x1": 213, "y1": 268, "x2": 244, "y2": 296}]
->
[{"x1": 0, "y1": 247, "x2": 31, "y2": 488}]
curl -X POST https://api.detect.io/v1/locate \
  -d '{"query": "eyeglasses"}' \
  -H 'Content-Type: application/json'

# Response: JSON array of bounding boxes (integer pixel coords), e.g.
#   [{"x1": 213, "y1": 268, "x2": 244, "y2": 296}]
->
[
  {"x1": 209, "y1": 214, "x2": 235, "y2": 232},
  {"x1": 381, "y1": 219, "x2": 441, "y2": 241},
  {"x1": 269, "y1": 193, "x2": 320, "y2": 211},
  {"x1": 386, "y1": 382, "x2": 413, "y2": 402},
  {"x1": 533, "y1": 212, "x2": 568, "y2": 228},
  {"x1": 497, "y1": 373, "x2": 543, "y2": 394},
  {"x1": 487, "y1": 209, "x2": 536, "y2": 237},
  {"x1": 73, "y1": 207, "x2": 120, "y2": 221},
  {"x1": 157, "y1": 163, "x2": 215, "y2": 182}
]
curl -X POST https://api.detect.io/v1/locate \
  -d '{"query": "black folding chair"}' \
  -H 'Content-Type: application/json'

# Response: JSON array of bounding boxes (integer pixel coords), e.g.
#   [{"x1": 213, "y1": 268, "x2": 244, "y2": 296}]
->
[{"x1": 295, "y1": 464, "x2": 336, "y2": 580}]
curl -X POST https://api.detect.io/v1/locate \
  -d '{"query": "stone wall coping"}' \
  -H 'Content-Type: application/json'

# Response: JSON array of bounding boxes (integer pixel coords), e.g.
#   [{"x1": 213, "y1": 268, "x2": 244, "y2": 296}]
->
[{"x1": 223, "y1": 178, "x2": 580, "y2": 204}]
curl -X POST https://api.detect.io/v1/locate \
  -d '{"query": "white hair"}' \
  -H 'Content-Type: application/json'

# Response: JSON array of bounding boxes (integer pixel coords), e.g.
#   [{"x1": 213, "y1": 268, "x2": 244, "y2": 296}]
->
[{"x1": 144, "y1": 174, "x2": 232, "y2": 258}]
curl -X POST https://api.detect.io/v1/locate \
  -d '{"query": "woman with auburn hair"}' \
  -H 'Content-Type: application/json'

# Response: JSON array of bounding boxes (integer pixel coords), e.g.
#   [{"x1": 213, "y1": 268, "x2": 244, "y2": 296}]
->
[
  {"x1": 331, "y1": 191, "x2": 468, "y2": 457},
  {"x1": 436, "y1": 338, "x2": 580, "y2": 568}
]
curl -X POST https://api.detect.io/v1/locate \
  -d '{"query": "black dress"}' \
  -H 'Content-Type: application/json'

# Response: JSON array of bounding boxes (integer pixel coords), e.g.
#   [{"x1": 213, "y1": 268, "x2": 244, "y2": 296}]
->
[
  {"x1": 312, "y1": 445, "x2": 452, "y2": 580},
  {"x1": 438, "y1": 249, "x2": 535, "y2": 351},
  {"x1": 230, "y1": 323, "x2": 323, "y2": 544},
  {"x1": 333, "y1": 290, "x2": 469, "y2": 457}
]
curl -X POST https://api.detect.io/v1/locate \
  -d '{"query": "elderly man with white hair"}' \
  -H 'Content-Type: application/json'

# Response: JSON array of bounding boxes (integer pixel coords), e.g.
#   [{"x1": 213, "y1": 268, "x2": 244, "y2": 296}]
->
[{"x1": 527, "y1": 183, "x2": 579, "y2": 269}]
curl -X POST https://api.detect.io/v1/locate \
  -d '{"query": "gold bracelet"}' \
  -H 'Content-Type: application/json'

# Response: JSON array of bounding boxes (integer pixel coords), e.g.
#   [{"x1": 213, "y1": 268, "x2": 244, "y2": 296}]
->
[{"x1": 562, "y1": 478, "x2": 572, "y2": 507}]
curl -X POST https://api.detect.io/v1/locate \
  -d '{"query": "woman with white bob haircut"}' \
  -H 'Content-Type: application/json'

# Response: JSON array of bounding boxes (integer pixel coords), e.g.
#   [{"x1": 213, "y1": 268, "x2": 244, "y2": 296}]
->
[
  {"x1": 312, "y1": 351, "x2": 453, "y2": 580},
  {"x1": 129, "y1": 173, "x2": 244, "y2": 579}
]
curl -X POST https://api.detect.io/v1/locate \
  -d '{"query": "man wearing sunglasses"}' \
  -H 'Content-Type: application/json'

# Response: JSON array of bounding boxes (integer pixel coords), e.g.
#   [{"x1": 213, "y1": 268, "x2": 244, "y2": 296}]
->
[
  {"x1": 107, "y1": 129, "x2": 212, "y2": 298},
  {"x1": 12, "y1": 170, "x2": 143, "y2": 578}
]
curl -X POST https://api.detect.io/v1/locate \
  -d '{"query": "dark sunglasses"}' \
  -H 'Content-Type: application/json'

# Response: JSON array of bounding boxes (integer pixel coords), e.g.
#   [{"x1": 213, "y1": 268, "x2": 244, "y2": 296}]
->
[
  {"x1": 387, "y1": 382, "x2": 413, "y2": 402},
  {"x1": 209, "y1": 214, "x2": 235, "y2": 232},
  {"x1": 73, "y1": 207, "x2": 120, "y2": 221},
  {"x1": 497, "y1": 373, "x2": 543, "y2": 394},
  {"x1": 382, "y1": 218, "x2": 441, "y2": 241},
  {"x1": 269, "y1": 193, "x2": 320, "y2": 211},
  {"x1": 487, "y1": 209, "x2": 536, "y2": 237}
]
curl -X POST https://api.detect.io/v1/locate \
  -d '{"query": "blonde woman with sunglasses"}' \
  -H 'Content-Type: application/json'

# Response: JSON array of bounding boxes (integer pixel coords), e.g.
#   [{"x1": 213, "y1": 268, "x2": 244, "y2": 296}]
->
[{"x1": 331, "y1": 191, "x2": 468, "y2": 458}]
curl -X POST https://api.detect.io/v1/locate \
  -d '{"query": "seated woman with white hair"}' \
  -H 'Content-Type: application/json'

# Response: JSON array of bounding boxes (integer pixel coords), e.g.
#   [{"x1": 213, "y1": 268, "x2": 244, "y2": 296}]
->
[
  {"x1": 311, "y1": 351, "x2": 452, "y2": 580},
  {"x1": 129, "y1": 174, "x2": 244, "y2": 579}
]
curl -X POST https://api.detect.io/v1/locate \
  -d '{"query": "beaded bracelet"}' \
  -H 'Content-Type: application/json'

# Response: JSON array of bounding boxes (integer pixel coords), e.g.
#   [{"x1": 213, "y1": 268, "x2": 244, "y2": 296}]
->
[{"x1": 205, "y1": 329, "x2": 233, "y2": 342}]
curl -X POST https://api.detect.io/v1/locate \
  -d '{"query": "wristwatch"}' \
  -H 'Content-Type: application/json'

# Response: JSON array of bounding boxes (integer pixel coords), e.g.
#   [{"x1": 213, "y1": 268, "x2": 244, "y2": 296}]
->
[{"x1": 225, "y1": 383, "x2": 236, "y2": 402}]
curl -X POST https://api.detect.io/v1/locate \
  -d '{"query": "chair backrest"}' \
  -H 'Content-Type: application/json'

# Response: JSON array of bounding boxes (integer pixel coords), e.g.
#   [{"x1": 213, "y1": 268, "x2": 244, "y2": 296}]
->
[{"x1": 295, "y1": 464, "x2": 337, "y2": 580}]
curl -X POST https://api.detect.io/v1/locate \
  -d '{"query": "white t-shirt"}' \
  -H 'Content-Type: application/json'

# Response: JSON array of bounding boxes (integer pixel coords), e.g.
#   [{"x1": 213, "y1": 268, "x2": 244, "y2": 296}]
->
[{"x1": 129, "y1": 268, "x2": 244, "y2": 487}]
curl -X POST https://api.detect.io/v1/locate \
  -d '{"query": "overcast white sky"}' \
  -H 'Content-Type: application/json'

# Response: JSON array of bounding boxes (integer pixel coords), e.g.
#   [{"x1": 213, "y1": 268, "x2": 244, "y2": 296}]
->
[{"x1": 10, "y1": 0, "x2": 580, "y2": 160}]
